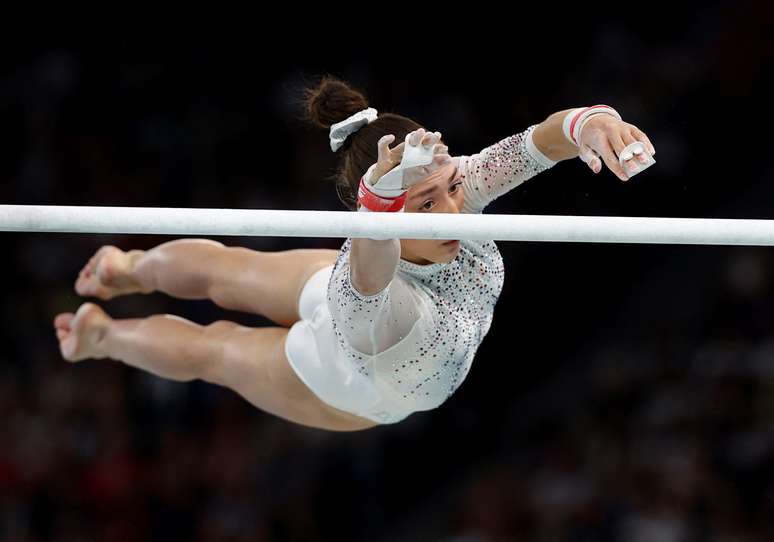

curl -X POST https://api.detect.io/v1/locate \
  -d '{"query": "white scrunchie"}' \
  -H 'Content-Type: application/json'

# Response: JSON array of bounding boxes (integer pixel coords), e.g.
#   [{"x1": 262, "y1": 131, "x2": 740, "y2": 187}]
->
[{"x1": 329, "y1": 107, "x2": 378, "y2": 151}]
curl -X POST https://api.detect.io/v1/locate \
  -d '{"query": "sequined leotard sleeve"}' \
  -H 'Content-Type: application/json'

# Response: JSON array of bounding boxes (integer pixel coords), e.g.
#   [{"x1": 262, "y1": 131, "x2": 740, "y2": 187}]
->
[{"x1": 457, "y1": 124, "x2": 556, "y2": 214}]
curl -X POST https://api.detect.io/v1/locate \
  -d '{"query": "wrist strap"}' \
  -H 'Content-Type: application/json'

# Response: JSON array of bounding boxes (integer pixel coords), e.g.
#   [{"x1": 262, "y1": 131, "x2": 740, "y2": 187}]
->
[
  {"x1": 357, "y1": 178, "x2": 407, "y2": 212},
  {"x1": 562, "y1": 105, "x2": 622, "y2": 146}
]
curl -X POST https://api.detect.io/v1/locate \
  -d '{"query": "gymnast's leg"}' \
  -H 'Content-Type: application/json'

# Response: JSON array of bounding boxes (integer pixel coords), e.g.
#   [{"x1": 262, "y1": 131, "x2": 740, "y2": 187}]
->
[
  {"x1": 52, "y1": 303, "x2": 377, "y2": 432},
  {"x1": 75, "y1": 240, "x2": 338, "y2": 327}
]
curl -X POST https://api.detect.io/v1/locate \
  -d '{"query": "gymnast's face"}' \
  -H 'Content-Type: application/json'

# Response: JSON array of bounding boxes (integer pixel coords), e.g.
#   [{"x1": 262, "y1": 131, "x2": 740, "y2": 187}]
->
[{"x1": 399, "y1": 162, "x2": 463, "y2": 265}]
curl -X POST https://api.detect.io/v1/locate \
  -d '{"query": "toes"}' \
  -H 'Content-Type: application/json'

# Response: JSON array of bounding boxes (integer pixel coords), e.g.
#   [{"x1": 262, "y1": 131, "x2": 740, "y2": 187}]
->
[
  {"x1": 55, "y1": 303, "x2": 109, "y2": 362},
  {"x1": 75, "y1": 276, "x2": 89, "y2": 295},
  {"x1": 82, "y1": 255, "x2": 98, "y2": 276},
  {"x1": 75, "y1": 277, "x2": 97, "y2": 297},
  {"x1": 54, "y1": 312, "x2": 74, "y2": 329},
  {"x1": 75, "y1": 276, "x2": 111, "y2": 300}
]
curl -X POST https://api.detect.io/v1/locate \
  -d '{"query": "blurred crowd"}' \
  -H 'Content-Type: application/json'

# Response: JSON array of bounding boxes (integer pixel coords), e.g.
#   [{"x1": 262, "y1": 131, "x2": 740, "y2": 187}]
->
[
  {"x1": 1, "y1": 5, "x2": 773, "y2": 540},
  {"x1": 443, "y1": 249, "x2": 774, "y2": 541}
]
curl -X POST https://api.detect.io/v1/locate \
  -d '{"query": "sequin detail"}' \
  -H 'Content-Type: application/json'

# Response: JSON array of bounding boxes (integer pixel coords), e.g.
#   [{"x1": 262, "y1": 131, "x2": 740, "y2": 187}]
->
[
  {"x1": 460, "y1": 124, "x2": 551, "y2": 213},
  {"x1": 326, "y1": 126, "x2": 553, "y2": 415}
]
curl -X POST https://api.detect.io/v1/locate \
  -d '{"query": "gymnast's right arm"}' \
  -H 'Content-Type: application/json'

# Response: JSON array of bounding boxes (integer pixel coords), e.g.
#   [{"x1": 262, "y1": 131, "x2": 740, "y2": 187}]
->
[
  {"x1": 349, "y1": 131, "x2": 403, "y2": 295},
  {"x1": 349, "y1": 129, "x2": 448, "y2": 296}
]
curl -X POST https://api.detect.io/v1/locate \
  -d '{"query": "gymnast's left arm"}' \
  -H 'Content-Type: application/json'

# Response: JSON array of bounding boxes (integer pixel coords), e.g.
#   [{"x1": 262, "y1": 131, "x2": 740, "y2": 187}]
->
[{"x1": 458, "y1": 107, "x2": 657, "y2": 213}]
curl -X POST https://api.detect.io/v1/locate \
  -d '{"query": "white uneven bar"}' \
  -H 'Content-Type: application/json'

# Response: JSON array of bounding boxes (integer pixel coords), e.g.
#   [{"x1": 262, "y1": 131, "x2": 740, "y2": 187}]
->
[{"x1": 1, "y1": 205, "x2": 774, "y2": 246}]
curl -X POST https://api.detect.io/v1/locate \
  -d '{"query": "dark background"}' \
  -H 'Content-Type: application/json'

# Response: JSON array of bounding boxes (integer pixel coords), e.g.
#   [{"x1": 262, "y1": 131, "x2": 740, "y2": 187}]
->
[{"x1": 2, "y1": 5, "x2": 774, "y2": 540}]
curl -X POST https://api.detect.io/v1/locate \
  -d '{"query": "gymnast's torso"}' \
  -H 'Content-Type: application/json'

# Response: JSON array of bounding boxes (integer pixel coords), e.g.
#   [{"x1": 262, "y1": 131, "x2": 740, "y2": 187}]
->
[
  {"x1": 286, "y1": 125, "x2": 555, "y2": 423},
  {"x1": 326, "y1": 236, "x2": 504, "y2": 421}
]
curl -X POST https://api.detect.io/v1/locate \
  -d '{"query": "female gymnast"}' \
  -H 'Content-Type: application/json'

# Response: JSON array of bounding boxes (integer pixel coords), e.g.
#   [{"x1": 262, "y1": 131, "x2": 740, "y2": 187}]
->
[{"x1": 53, "y1": 77, "x2": 656, "y2": 431}]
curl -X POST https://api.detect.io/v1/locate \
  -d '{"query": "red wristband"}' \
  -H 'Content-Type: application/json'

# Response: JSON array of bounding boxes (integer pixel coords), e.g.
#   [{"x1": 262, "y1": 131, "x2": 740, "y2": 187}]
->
[{"x1": 357, "y1": 178, "x2": 407, "y2": 212}]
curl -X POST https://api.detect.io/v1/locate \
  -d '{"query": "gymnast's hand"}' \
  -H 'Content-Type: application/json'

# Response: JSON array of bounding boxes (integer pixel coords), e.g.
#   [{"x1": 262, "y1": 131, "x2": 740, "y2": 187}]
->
[
  {"x1": 74, "y1": 246, "x2": 146, "y2": 300},
  {"x1": 367, "y1": 128, "x2": 451, "y2": 190},
  {"x1": 577, "y1": 116, "x2": 656, "y2": 181}
]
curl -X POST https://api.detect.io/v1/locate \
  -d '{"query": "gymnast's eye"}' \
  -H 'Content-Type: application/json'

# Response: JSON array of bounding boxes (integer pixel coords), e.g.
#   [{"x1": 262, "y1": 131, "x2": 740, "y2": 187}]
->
[
  {"x1": 421, "y1": 200, "x2": 434, "y2": 211},
  {"x1": 450, "y1": 182, "x2": 462, "y2": 193}
]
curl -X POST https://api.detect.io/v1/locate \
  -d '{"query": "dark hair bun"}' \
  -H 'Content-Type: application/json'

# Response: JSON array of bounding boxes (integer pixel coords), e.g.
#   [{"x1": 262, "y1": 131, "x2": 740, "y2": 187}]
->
[{"x1": 304, "y1": 76, "x2": 369, "y2": 129}]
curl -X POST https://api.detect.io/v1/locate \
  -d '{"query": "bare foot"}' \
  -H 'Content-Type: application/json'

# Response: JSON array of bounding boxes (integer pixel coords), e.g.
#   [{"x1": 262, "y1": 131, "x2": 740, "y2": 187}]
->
[
  {"x1": 75, "y1": 246, "x2": 146, "y2": 300},
  {"x1": 53, "y1": 303, "x2": 112, "y2": 362}
]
